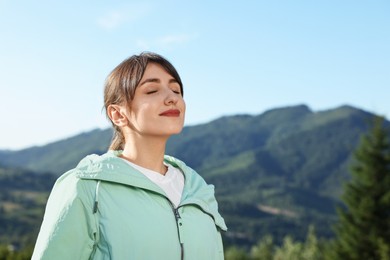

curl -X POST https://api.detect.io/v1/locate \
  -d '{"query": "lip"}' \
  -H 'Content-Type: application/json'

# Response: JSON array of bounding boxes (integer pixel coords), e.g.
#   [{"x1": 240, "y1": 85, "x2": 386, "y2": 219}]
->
[{"x1": 159, "y1": 109, "x2": 181, "y2": 117}]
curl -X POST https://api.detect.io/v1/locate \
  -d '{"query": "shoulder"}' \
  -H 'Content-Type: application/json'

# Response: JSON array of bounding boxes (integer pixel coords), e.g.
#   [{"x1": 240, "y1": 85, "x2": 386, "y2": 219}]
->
[
  {"x1": 75, "y1": 150, "x2": 120, "y2": 172},
  {"x1": 50, "y1": 152, "x2": 116, "y2": 205},
  {"x1": 51, "y1": 168, "x2": 96, "y2": 206},
  {"x1": 51, "y1": 150, "x2": 126, "y2": 198}
]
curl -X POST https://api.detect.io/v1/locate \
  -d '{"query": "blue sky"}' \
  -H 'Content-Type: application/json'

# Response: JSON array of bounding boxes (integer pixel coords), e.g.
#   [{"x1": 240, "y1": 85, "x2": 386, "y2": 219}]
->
[{"x1": 0, "y1": 1, "x2": 389, "y2": 150}]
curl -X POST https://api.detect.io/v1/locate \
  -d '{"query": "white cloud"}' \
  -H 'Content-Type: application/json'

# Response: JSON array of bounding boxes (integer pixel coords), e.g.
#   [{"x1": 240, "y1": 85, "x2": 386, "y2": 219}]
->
[
  {"x1": 97, "y1": 10, "x2": 127, "y2": 30},
  {"x1": 157, "y1": 34, "x2": 197, "y2": 45},
  {"x1": 136, "y1": 33, "x2": 197, "y2": 50},
  {"x1": 97, "y1": 3, "x2": 153, "y2": 30}
]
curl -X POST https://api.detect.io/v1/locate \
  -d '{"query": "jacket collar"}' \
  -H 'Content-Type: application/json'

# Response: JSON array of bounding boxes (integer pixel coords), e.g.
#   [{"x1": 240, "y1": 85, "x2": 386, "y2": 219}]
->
[{"x1": 76, "y1": 151, "x2": 227, "y2": 231}]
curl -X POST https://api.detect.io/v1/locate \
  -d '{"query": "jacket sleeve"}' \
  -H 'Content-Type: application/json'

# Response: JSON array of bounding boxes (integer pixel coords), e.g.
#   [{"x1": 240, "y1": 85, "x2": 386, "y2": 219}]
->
[{"x1": 32, "y1": 170, "x2": 98, "y2": 260}]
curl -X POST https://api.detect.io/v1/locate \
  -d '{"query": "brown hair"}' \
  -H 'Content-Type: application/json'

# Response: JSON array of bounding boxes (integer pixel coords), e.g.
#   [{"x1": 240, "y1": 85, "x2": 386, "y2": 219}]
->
[{"x1": 104, "y1": 52, "x2": 183, "y2": 150}]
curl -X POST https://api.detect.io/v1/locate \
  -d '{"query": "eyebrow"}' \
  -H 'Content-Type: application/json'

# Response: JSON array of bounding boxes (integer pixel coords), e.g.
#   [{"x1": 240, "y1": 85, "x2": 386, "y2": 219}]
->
[{"x1": 139, "y1": 78, "x2": 178, "y2": 87}]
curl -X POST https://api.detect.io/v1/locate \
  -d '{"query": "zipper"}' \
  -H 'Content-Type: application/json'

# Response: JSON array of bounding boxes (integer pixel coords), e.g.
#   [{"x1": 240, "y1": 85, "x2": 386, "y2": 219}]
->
[{"x1": 172, "y1": 205, "x2": 184, "y2": 260}]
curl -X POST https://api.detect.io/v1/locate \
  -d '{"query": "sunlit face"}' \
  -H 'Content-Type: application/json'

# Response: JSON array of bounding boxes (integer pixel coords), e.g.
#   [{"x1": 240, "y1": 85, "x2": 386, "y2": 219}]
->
[{"x1": 125, "y1": 63, "x2": 186, "y2": 138}]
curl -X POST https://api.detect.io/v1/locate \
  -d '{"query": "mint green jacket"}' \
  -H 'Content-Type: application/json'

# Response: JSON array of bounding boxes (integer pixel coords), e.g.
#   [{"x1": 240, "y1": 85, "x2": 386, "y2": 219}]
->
[{"x1": 32, "y1": 151, "x2": 227, "y2": 260}]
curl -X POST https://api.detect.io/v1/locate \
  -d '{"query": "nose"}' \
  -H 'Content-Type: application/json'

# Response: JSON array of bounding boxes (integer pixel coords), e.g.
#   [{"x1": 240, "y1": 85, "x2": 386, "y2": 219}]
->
[{"x1": 164, "y1": 89, "x2": 179, "y2": 105}]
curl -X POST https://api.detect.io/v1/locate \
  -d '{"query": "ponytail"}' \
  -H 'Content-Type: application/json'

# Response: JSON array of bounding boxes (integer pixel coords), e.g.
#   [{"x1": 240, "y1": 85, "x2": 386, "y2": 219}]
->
[{"x1": 109, "y1": 126, "x2": 125, "y2": 151}]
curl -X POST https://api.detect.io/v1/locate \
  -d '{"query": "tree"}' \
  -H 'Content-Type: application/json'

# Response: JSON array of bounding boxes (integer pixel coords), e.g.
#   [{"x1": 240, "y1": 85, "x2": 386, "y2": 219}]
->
[
  {"x1": 225, "y1": 246, "x2": 249, "y2": 260},
  {"x1": 301, "y1": 225, "x2": 323, "y2": 260},
  {"x1": 250, "y1": 235, "x2": 274, "y2": 260},
  {"x1": 330, "y1": 116, "x2": 390, "y2": 259},
  {"x1": 0, "y1": 244, "x2": 33, "y2": 260},
  {"x1": 273, "y1": 236, "x2": 303, "y2": 260}
]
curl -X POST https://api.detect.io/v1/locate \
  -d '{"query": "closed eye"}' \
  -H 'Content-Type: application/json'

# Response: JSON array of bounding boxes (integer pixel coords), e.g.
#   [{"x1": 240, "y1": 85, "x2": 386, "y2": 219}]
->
[
  {"x1": 170, "y1": 86, "x2": 181, "y2": 95},
  {"x1": 146, "y1": 90, "x2": 158, "y2": 94}
]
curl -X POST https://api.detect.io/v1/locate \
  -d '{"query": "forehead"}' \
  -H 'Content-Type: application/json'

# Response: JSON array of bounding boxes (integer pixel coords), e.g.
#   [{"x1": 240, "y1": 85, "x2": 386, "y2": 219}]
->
[{"x1": 142, "y1": 63, "x2": 173, "y2": 79}]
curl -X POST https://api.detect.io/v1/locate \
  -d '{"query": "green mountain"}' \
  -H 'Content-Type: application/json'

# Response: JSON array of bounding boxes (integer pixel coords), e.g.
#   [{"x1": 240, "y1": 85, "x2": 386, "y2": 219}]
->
[
  {"x1": 0, "y1": 129, "x2": 112, "y2": 175},
  {"x1": 0, "y1": 104, "x2": 386, "y2": 248},
  {"x1": 0, "y1": 165, "x2": 56, "y2": 248}
]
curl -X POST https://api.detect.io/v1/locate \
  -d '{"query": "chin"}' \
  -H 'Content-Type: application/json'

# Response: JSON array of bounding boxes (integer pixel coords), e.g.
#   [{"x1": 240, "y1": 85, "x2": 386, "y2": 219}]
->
[
  {"x1": 171, "y1": 130, "x2": 183, "y2": 135},
  {"x1": 169, "y1": 127, "x2": 184, "y2": 135},
  {"x1": 167, "y1": 125, "x2": 184, "y2": 135},
  {"x1": 149, "y1": 126, "x2": 183, "y2": 137}
]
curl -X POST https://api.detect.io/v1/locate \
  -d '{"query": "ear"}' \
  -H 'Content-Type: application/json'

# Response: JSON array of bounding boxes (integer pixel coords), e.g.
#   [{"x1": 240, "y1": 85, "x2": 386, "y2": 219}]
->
[{"x1": 107, "y1": 104, "x2": 129, "y2": 127}]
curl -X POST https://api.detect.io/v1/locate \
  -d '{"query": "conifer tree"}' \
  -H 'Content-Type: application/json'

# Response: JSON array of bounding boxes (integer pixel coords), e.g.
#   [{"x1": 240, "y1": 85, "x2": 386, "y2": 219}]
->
[
  {"x1": 330, "y1": 116, "x2": 390, "y2": 259},
  {"x1": 302, "y1": 225, "x2": 322, "y2": 260},
  {"x1": 250, "y1": 235, "x2": 274, "y2": 259}
]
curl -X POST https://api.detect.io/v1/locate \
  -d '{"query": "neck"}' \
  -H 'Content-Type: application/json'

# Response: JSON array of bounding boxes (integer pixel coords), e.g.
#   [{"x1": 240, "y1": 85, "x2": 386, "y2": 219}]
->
[{"x1": 121, "y1": 134, "x2": 168, "y2": 175}]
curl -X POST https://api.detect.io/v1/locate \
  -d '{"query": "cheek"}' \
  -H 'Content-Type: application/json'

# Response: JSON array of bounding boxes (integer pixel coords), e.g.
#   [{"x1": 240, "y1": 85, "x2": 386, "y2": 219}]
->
[
  {"x1": 132, "y1": 102, "x2": 156, "y2": 122},
  {"x1": 181, "y1": 99, "x2": 186, "y2": 113}
]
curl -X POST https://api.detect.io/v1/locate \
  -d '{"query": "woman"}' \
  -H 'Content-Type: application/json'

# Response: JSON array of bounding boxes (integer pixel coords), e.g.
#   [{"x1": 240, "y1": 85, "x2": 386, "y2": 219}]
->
[{"x1": 32, "y1": 52, "x2": 227, "y2": 259}]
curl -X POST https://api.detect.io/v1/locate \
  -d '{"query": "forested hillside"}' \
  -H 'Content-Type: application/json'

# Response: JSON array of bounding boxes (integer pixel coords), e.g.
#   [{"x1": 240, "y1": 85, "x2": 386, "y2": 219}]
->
[
  {"x1": 0, "y1": 165, "x2": 55, "y2": 248},
  {"x1": 0, "y1": 104, "x2": 387, "y2": 249}
]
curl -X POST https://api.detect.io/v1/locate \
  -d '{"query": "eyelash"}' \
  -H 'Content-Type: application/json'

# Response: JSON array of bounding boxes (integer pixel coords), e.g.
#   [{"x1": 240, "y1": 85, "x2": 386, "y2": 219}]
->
[{"x1": 146, "y1": 89, "x2": 181, "y2": 95}]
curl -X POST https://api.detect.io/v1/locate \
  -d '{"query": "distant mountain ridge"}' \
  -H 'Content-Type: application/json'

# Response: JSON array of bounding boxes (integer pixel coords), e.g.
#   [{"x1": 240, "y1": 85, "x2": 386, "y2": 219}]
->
[
  {"x1": 0, "y1": 104, "x2": 387, "y2": 246},
  {"x1": 0, "y1": 129, "x2": 112, "y2": 175}
]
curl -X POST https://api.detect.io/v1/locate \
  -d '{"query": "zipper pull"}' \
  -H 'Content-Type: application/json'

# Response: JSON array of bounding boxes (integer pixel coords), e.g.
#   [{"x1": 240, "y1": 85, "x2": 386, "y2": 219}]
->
[{"x1": 174, "y1": 208, "x2": 181, "y2": 221}]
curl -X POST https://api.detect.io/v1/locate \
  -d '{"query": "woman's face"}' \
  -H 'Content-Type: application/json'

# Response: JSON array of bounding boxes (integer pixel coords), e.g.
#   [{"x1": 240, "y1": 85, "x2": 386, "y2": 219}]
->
[{"x1": 125, "y1": 62, "x2": 186, "y2": 137}]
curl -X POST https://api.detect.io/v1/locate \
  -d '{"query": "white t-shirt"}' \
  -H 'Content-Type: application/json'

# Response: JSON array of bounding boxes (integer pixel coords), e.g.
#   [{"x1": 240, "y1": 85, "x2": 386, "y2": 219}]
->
[{"x1": 122, "y1": 159, "x2": 184, "y2": 208}]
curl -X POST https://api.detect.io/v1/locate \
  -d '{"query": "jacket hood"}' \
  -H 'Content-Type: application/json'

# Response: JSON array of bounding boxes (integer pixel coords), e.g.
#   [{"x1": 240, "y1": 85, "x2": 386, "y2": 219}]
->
[{"x1": 75, "y1": 150, "x2": 227, "y2": 231}]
